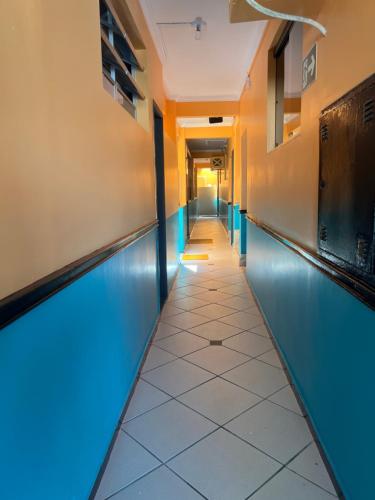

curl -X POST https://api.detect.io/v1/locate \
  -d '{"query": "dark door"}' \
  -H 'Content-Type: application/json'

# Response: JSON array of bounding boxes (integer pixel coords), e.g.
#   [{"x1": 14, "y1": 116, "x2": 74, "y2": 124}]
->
[{"x1": 153, "y1": 104, "x2": 168, "y2": 307}]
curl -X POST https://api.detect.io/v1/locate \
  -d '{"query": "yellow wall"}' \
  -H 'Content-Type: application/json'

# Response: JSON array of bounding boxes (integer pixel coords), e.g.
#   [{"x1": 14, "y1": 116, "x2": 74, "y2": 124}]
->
[
  {"x1": 239, "y1": 1, "x2": 375, "y2": 249},
  {"x1": 176, "y1": 101, "x2": 239, "y2": 117},
  {"x1": 0, "y1": 0, "x2": 178, "y2": 298}
]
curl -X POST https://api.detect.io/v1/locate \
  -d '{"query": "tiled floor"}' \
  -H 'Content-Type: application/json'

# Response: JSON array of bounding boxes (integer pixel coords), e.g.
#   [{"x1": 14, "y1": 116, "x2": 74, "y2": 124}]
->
[{"x1": 95, "y1": 218, "x2": 338, "y2": 500}]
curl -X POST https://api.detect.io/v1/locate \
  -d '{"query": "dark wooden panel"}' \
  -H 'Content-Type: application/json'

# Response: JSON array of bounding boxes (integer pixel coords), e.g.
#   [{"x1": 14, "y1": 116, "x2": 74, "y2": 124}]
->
[{"x1": 318, "y1": 74, "x2": 375, "y2": 288}]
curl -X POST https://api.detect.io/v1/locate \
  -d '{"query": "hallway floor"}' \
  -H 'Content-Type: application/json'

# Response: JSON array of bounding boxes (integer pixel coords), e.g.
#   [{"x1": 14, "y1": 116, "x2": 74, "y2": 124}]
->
[{"x1": 95, "y1": 218, "x2": 337, "y2": 500}]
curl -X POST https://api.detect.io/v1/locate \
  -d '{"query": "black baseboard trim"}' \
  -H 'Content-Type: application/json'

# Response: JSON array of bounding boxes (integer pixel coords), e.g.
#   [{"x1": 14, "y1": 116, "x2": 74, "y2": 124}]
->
[
  {"x1": 88, "y1": 317, "x2": 160, "y2": 499},
  {"x1": 245, "y1": 279, "x2": 345, "y2": 499},
  {"x1": 0, "y1": 221, "x2": 158, "y2": 329},
  {"x1": 246, "y1": 216, "x2": 374, "y2": 310}
]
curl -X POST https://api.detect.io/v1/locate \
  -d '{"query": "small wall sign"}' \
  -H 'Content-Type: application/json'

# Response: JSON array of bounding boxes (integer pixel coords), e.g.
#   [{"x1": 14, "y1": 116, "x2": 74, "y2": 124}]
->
[{"x1": 303, "y1": 44, "x2": 317, "y2": 91}]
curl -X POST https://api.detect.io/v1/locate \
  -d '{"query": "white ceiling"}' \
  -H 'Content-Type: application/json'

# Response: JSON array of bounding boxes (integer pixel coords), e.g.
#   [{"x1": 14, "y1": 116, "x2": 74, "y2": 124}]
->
[{"x1": 140, "y1": 0, "x2": 266, "y2": 101}]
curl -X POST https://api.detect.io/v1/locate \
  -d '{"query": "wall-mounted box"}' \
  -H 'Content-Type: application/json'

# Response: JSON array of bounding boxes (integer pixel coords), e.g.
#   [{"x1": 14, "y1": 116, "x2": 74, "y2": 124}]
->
[{"x1": 318, "y1": 74, "x2": 375, "y2": 290}]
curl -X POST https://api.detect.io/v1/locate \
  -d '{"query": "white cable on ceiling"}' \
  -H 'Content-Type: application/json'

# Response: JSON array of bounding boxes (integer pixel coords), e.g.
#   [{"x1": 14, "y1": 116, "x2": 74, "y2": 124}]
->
[{"x1": 245, "y1": 0, "x2": 327, "y2": 36}]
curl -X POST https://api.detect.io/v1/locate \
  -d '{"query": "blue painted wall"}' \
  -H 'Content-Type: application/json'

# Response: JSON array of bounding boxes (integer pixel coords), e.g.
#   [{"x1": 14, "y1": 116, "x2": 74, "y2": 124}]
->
[
  {"x1": 219, "y1": 199, "x2": 228, "y2": 231},
  {"x1": 178, "y1": 205, "x2": 187, "y2": 253},
  {"x1": 0, "y1": 229, "x2": 159, "y2": 500},
  {"x1": 239, "y1": 212, "x2": 247, "y2": 255},
  {"x1": 166, "y1": 210, "x2": 181, "y2": 291},
  {"x1": 228, "y1": 204, "x2": 233, "y2": 243},
  {"x1": 233, "y1": 203, "x2": 240, "y2": 230},
  {"x1": 246, "y1": 219, "x2": 375, "y2": 500}
]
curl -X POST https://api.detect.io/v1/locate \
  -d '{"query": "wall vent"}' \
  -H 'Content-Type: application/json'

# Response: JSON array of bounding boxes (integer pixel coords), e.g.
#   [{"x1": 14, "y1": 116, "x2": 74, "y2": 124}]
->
[
  {"x1": 363, "y1": 98, "x2": 374, "y2": 124},
  {"x1": 319, "y1": 225, "x2": 328, "y2": 242},
  {"x1": 320, "y1": 124, "x2": 328, "y2": 142},
  {"x1": 356, "y1": 235, "x2": 370, "y2": 269}
]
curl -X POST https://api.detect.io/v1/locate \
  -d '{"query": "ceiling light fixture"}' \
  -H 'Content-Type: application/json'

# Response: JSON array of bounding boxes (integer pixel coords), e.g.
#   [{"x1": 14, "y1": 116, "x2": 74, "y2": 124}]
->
[
  {"x1": 245, "y1": 0, "x2": 327, "y2": 36},
  {"x1": 157, "y1": 16, "x2": 207, "y2": 41}
]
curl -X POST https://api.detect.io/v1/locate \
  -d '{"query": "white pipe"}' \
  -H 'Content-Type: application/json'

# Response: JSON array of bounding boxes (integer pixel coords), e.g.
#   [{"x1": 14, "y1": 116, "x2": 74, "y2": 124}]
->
[{"x1": 245, "y1": 0, "x2": 327, "y2": 36}]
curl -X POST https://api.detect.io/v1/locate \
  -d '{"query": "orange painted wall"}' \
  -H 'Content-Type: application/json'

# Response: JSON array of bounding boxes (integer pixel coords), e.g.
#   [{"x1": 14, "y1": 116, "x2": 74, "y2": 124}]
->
[
  {"x1": 0, "y1": 0, "x2": 178, "y2": 298},
  {"x1": 239, "y1": 1, "x2": 375, "y2": 249},
  {"x1": 176, "y1": 101, "x2": 239, "y2": 117}
]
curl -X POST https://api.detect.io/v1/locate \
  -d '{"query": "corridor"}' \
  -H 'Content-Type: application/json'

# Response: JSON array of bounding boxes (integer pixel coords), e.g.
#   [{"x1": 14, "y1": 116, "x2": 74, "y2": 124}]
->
[
  {"x1": 2, "y1": 0, "x2": 374, "y2": 498},
  {"x1": 95, "y1": 218, "x2": 337, "y2": 500}
]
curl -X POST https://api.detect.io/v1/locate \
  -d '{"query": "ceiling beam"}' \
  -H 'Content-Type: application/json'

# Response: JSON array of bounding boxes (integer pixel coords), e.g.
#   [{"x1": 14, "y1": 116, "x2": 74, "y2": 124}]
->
[{"x1": 176, "y1": 101, "x2": 239, "y2": 118}]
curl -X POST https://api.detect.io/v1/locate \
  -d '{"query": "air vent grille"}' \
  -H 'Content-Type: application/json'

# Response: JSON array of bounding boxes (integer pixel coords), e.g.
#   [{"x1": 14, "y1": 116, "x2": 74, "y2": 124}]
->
[
  {"x1": 320, "y1": 124, "x2": 328, "y2": 142},
  {"x1": 319, "y1": 225, "x2": 328, "y2": 242},
  {"x1": 363, "y1": 99, "x2": 374, "y2": 124},
  {"x1": 356, "y1": 235, "x2": 370, "y2": 268}
]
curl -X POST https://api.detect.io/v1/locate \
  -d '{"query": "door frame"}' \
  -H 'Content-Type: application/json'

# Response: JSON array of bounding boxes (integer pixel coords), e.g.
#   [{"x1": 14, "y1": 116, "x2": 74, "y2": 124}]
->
[
  {"x1": 230, "y1": 149, "x2": 235, "y2": 245},
  {"x1": 153, "y1": 102, "x2": 168, "y2": 308}
]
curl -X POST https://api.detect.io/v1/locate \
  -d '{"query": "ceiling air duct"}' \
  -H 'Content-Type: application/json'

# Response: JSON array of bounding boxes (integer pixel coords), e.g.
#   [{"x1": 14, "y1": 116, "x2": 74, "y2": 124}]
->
[{"x1": 229, "y1": 0, "x2": 327, "y2": 36}]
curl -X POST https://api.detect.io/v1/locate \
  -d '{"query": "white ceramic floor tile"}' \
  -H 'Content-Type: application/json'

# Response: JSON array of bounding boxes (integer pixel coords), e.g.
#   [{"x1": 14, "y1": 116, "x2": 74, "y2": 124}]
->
[
  {"x1": 250, "y1": 324, "x2": 270, "y2": 338},
  {"x1": 141, "y1": 358, "x2": 214, "y2": 397},
  {"x1": 219, "y1": 284, "x2": 250, "y2": 295},
  {"x1": 141, "y1": 346, "x2": 177, "y2": 373},
  {"x1": 184, "y1": 345, "x2": 249, "y2": 375},
  {"x1": 197, "y1": 279, "x2": 228, "y2": 289},
  {"x1": 123, "y1": 400, "x2": 217, "y2": 462},
  {"x1": 223, "y1": 331, "x2": 273, "y2": 357},
  {"x1": 217, "y1": 295, "x2": 257, "y2": 311},
  {"x1": 226, "y1": 400, "x2": 312, "y2": 463},
  {"x1": 177, "y1": 285, "x2": 206, "y2": 296},
  {"x1": 123, "y1": 380, "x2": 171, "y2": 422},
  {"x1": 192, "y1": 303, "x2": 236, "y2": 320},
  {"x1": 251, "y1": 468, "x2": 336, "y2": 500},
  {"x1": 193, "y1": 290, "x2": 232, "y2": 303},
  {"x1": 154, "y1": 322, "x2": 181, "y2": 341},
  {"x1": 245, "y1": 307, "x2": 264, "y2": 320},
  {"x1": 220, "y1": 311, "x2": 264, "y2": 330},
  {"x1": 188, "y1": 320, "x2": 243, "y2": 341},
  {"x1": 155, "y1": 331, "x2": 209, "y2": 357},
  {"x1": 178, "y1": 377, "x2": 262, "y2": 425},
  {"x1": 219, "y1": 274, "x2": 247, "y2": 285},
  {"x1": 288, "y1": 442, "x2": 337, "y2": 495},
  {"x1": 94, "y1": 432, "x2": 160, "y2": 500},
  {"x1": 268, "y1": 386, "x2": 304, "y2": 416},
  {"x1": 112, "y1": 466, "x2": 203, "y2": 499},
  {"x1": 168, "y1": 288, "x2": 190, "y2": 300},
  {"x1": 222, "y1": 359, "x2": 288, "y2": 397},
  {"x1": 172, "y1": 296, "x2": 210, "y2": 311},
  {"x1": 164, "y1": 311, "x2": 209, "y2": 330},
  {"x1": 168, "y1": 429, "x2": 281, "y2": 500},
  {"x1": 161, "y1": 304, "x2": 185, "y2": 319},
  {"x1": 257, "y1": 348, "x2": 283, "y2": 368}
]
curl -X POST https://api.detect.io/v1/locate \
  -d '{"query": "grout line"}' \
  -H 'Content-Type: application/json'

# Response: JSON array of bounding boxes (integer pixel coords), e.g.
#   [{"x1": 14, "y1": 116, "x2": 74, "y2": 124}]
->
[
  {"x1": 103, "y1": 461, "x2": 164, "y2": 499},
  {"x1": 163, "y1": 464, "x2": 209, "y2": 499}
]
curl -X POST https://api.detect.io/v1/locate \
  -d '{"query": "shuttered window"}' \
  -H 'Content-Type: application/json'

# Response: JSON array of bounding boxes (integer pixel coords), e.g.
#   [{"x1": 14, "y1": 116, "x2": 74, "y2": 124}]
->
[{"x1": 99, "y1": 0, "x2": 144, "y2": 116}]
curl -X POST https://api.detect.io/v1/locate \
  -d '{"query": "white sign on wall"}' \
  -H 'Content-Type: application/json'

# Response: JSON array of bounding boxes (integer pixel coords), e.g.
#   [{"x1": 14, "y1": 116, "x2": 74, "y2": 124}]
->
[{"x1": 303, "y1": 44, "x2": 317, "y2": 91}]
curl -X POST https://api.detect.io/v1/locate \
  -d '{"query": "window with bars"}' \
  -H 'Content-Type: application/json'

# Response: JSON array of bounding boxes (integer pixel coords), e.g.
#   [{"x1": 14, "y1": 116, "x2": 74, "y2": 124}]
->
[{"x1": 99, "y1": 0, "x2": 145, "y2": 117}]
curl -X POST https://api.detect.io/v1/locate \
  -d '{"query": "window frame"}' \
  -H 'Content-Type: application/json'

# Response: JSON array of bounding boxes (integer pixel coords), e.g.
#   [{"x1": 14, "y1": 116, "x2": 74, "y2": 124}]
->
[
  {"x1": 99, "y1": 0, "x2": 145, "y2": 116},
  {"x1": 268, "y1": 21, "x2": 302, "y2": 150}
]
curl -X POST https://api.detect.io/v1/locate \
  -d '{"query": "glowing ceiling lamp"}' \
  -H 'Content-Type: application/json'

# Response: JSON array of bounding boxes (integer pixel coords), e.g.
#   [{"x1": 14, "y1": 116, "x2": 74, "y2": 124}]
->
[{"x1": 245, "y1": 0, "x2": 327, "y2": 36}]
